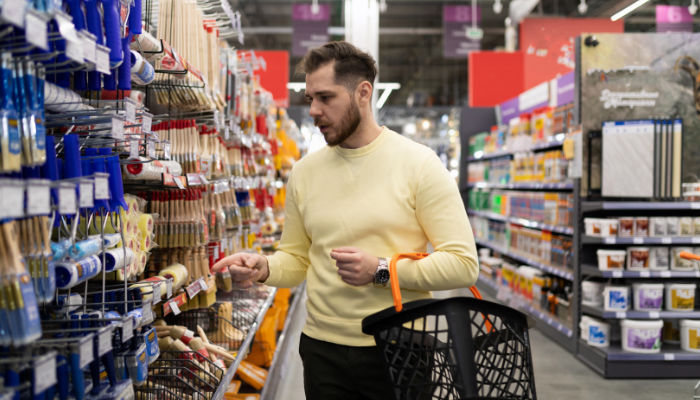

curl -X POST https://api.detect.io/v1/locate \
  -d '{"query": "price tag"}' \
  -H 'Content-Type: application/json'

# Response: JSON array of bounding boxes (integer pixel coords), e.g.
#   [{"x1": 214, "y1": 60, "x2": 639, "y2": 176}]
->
[
  {"x1": 186, "y1": 280, "x2": 202, "y2": 299},
  {"x1": 174, "y1": 177, "x2": 185, "y2": 189},
  {"x1": 165, "y1": 279, "x2": 173, "y2": 299},
  {"x1": 79, "y1": 181, "x2": 94, "y2": 209},
  {"x1": 2, "y1": 0, "x2": 27, "y2": 27},
  {"x1": 147, "y1": 141, "x2": 156, "y2": 158},
  {"x1": 169, "y1": 301, "x2": 181, "y2": 316},
  {"x1": 163, "y1": 141, "x2": 171, "y2": 160},
  {"x1": 96, "y1": 45, "x2": 110, "y2": 74},
  {"x1": 79, "y1": 31, "x2": 96, "y2": 63},
  {"x1": 33, "y1": 354, "x2": 57, "y2": 395},
  {"x1": 662, "y1": 237, "x2": 673, "y2": 244},
  {"x1": 125, "y1": 101, "x2": 136, "y2": 123},
  {"x1": 129, "y1": 139, "x2": 140, "y2": 159},
  {"x1": 94, "y1": 175, "x2": 110, "y2": 200},
  {"x1": 25, "y1": 11, "x2": 48, "y2": 50},
  {"x1": 691, "y1": 203, "x2": 700, "y2": 210},
  {"x1": 98, "y1": 328, "x2": 112, "y2": 356},
  {"x1": 649, "y1": 311, "x2": 660, "y2": 319},
  {"x1": 660, "y1": 271, "x2": 672, "y2": 278},
  {"x1": 141, "y1": 304, "x2": 153, "y2": 325},
  {"x1": 79, "y1": 335, "x2": 94, "y2": 368},
  {"x1": 199, "y1": 277, "x2": 209, "y2": 291},
  {"x1": 546, "y1": 317, "x2": 553, "y2": 325},
  {"x1": 0, "y1": 184, "x2": 24, "y2": 218},
  {"x1": 122, "y1": 318, "x2": 133, "y2": 342},
  {"x1": 615, "y1": 312, "x2": 626, "y2": 319},
  {"x1": 111, "y1": 117, "x2": 124, "y2": 140},
  {"x1": 612, "y1": 271, "x2": 623, "y2": 278},
  {"x1": 664, "y1": 353, "x2": 675, "y2": 361},
  {"x1": 640, "y1": 271, "x2": 651, "y2": 278},
  {"x1": 59, "y1": 186, "x2": 77, "y2": 215},
  {"x1": 142, "y1": 113, "x2": 152, "y2": 132},
  {"x1": 115, "y1": 382, "x2": 134, "y2": 400},
  {"x1": 65, "y1": 38, "x2": 83, "y2": 63},
  {"x1": 27, "y1": 181, "x2": 50, "y2": 215},
  {"x1": 692, "y1": 237, "x2": 700, "y2": 244},
  {"x1": 633, "y1": 237, "x2": 644, "y2": 244},
  {"x1": 604, "y1": 237, "x2": 616, "y2": 245},
  {"x1": 152, "y1": 282, "x2": 163, "y2": 304}
]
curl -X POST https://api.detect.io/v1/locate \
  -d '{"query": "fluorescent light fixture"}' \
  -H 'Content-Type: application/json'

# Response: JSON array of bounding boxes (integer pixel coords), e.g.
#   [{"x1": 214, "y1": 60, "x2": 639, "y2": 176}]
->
[{"x1": 610, "y1": 0, "x2": 650, "y2": 21}]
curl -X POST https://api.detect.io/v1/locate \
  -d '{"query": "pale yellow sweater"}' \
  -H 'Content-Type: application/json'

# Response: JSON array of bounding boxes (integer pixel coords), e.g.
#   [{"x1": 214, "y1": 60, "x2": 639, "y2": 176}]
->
[{"x1": 265, "y1": 128, "x2": 479, "y2": 346}]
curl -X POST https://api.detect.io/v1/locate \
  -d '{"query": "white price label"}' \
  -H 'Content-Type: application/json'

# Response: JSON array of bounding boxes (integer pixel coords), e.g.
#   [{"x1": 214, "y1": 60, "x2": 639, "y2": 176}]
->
[
  {"x1": 640, "y1": 271, "x2": 651, "y2": 278},
  {"x1": 122, "y1": 318, "x2": 133, "y2": 342},
  {"x1": 129, "y1": 140, "x2": 140, "y2": 159},
  {"x1": 79, "y1": 182, "x2": 94, "y2": 209},
  {"x1": 199, "y1": 277, "x2": 209, "y2": 291},
  {"x1": 660, "y1": 271, "x2": 672, "y2": 278},
  {"x1": 96, "y1": 45, "x2": 110, "y2": 74},
  {"x1": 25, "y1": 11, "x2": 48, "y2": 50},
  {"x1": 147, "y1": 141, "x2": 156, "y2": 158},
  {"x1": 98, "y1": 328, "x2": 112, "y2": 356},
  {"x1": 142, "y1": 113, "x2": 152, "y2": 132},
  {"x1": 27, "y1": 182, "x2": 50, "y2": 215},
  {"x1": 125, "y1": 101, "x2": 136, "y2": 123},
  {"x1": 649, "y1": 311, "x2": 660, "y2": 319},
  {"x1": 169, "y1": 301, "x2": 181, "y2": 316},
  {"x1": 664, "y1": 353, "x2": 675, "y2": 361},
  {"x1": 2, "y1": 0, "x2": 27, "y2": 27},
  {"x1": 163, "y1": 141, "x2": 171, "y2": 160},
  {"x1": 115, "y1": 382, "x2": 134, "y2": 400},
  {"x1": 186, "y1": 280, "x2": 201, "y2": 299},
  {"x1": 152, "y1": 282, "x2": 163, "y2": 304},
  {"x1": 615, "y1": 312, "x2": 626, "y2": 318},
  {"x1": 94, "y1": 176, "x2": 110, "y2": 200},
  {"x1": 662, "y1": 237, "x2": 673, "y2": 244},
  {"x1": 165, "y1": 279, "x2": 173, "y2": 299},
  {"x1": 59, "y1": 186, "x2": 77, "y2": 215},
  {"x1": 633, "y1": 237, "x2": 644, "y2": 244},
  {"x1": 174, "y1": 178, "x2": 185, "y2": 189},
  {"x1": 612, "y1": 271, "x2": 623, "y2": 278},
  {"x1": 65, "y1": 39, "x2": 83, "y2": 63},
  {"x1": 79, "y1": 336, "x2": 94, "y2": 368},
  {"x1": 692, "y1": 237, "x2": 700, "y2": 244},
  {"x1": 80, "y1": 31, "x2": 96, "y2": 63},
  {"x1": 691, "y1": 203, "x2": 700, "y2": 210},
  {"x1": 0, "y1": 184, "x2": 24, "y2": 219},
  {"x1": 141, "y1": 305, "x2": 153, "y2": 325},
  {"x1": 112, "y1": 117, "x2": 125, "y2": 140},
  {"x1": 33, "y1": 355, "x2": 56, "y2": 395},
  {"x1": 604, "y1": 237, "x2": 616, "y2": 245}
]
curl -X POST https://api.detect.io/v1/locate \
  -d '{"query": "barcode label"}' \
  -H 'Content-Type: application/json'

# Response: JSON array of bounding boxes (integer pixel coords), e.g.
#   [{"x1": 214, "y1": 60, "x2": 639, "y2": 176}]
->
[
  {"x1": 169, "y1": 301, "x2": 181, "y2": 316},
  {"x1": 33, "y1": 355, "x2": 56, "y2": 395},
  {"x1": 604, "y1": 237, "x2": 616, "y2": 244},
  {"x1": 79, "y1": 336, "x2": 94, "y2": 368},
  {"x1": 112, "y1": 117, "x2": 124, "y2": 140},
  {"x1": 633, "y1": 237, "x2": 644, "y2": 244},
  {"x1": 664, "y1": 353, "x2": 675, "y2": 361},
  {"x1": 79, "y1": 182, "x2": 94, "y2": 209},
  {"x1": 27, "y1": 182, "x2": 50, "y2": 215},
  {"x1": 615, "y1": 312, "x2": 626, "y2": 318},
  {"x1": 98, "y1": 328, "x2": 112, "y2": 356},
  {"x1": 59, "y1": 186, "x2": 77, "y2": 215},
  {"x1": 94, "y1": 175, "x2": 110, "y2": 200},
  {"x1": 122, "y1": 318, "x2": 133, "y2": 342},
  {"x1": 125, "y1": 101, "x2": 136, "y2": 123}
]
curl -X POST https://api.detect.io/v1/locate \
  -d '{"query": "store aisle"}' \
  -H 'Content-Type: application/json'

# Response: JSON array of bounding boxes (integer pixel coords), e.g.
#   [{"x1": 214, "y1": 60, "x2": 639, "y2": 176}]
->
[{"x1": 270, "y1": 288, "x2": 698, "y2": 400}]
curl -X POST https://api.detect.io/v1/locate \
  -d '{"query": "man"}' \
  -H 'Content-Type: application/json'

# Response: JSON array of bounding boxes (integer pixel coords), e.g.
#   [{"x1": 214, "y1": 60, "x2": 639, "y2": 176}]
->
[{"x1": 212, "y1": 41, "x2": 479, "y2": 399}]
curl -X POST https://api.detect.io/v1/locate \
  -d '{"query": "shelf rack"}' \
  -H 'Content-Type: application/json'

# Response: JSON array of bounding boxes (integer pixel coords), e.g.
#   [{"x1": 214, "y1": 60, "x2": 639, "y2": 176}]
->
[
  {"x1": 582, "y1": 235, "x2": 700, "y2": 246},
  {"x1": 582, "y1": 201, "x2": 700, "y2": 212},
  {"x1": 475, "y1": 239, "x2": 575, "y2": 281},
  {"x1": 581, "y1": 304, "x2": 700, "y2": 320},
  {"x1": 467, "y1": 137, "x2": 567, "y2": 162},
  {"x1": 581, "y1": 266, "x2": 700, "y2": 278},
  {"x1": 469, "y1": 210, "x2": 574, "y2": 235},
  {"x1": 467, "y1": 182, "x2": 574, "y2": 191}
]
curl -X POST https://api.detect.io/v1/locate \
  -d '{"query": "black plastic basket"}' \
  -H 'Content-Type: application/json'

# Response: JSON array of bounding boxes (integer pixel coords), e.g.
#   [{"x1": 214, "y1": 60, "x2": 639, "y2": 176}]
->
[{"x1": 362, "y1": 296, "x2": 537, "y2": 400}]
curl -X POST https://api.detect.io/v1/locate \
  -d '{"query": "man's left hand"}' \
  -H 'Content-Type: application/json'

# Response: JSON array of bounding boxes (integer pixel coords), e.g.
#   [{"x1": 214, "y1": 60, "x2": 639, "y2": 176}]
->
[{"x1": 330, "y1": 247, "x2": 379, "y2": 286}]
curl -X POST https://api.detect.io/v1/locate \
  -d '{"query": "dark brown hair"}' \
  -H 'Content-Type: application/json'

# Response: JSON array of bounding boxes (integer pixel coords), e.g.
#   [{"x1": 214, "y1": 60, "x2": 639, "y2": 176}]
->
[{"x1": 296, "y1": 41, "x2": 377, "y2": 89}]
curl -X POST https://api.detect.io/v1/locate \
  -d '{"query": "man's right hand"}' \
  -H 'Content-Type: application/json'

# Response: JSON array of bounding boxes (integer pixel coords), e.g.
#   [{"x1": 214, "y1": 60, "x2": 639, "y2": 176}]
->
[{"x1": 212, "y1": 253, "x2": 270, "y2": 289}]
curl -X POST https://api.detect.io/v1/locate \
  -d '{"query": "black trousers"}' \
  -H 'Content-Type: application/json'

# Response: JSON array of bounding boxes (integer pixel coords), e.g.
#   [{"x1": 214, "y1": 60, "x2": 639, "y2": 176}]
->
[{"x1": 298, "y1": 333, "x2": 395, "y2": 400}]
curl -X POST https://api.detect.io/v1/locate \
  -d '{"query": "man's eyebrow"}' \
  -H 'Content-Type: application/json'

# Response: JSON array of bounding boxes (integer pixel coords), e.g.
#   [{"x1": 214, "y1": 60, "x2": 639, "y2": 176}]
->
[{"x1": 306, "y1": 90, "x2": 334, "y2": 97}]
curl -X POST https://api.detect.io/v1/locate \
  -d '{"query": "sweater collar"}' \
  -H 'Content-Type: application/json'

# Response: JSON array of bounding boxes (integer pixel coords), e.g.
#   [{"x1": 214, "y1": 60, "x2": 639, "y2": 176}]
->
[{"x1": 332, "y1": 126, "x2": 390, "y2": 158}]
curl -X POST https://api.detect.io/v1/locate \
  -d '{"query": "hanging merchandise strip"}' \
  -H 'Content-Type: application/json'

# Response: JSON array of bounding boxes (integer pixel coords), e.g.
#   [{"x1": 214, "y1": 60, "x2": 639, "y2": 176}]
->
[{"x1": 0, "y1": 0, "x2": 303, "y2": 397}]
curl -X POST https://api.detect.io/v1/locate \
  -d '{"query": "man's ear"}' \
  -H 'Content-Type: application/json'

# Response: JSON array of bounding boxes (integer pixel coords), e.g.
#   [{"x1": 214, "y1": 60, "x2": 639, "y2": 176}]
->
[{"x1": 356, "y1": 81, "x2": 373, "y2": 106}]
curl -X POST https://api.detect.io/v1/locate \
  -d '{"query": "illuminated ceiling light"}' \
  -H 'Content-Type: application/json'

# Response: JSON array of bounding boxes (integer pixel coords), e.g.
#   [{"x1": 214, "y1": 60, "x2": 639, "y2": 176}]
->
[
  {"x1": 610, "y1": 0, "x2": 651, "y2": 21},
  {"x1": 311, "y1": 0, "x2": 319, "y2": 14},
  {"x1": 690, "y1": 0, "x2": 698, "y2": 15},
  {"x1": 577, "y1": 0, "x2": 588, "y2": 14},
  {"x1": 379, "y1": 0, "x2": 387, "y2": 13},
  {"x1": 493, "y1": 0, "x2": 503, "y2": 14}
]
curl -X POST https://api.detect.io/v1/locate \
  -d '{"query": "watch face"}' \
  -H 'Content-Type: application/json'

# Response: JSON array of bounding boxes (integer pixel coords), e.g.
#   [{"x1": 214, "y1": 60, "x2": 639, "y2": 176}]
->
[{"x1": 375, "y1": 268, "x2": 390, "y2": 285}]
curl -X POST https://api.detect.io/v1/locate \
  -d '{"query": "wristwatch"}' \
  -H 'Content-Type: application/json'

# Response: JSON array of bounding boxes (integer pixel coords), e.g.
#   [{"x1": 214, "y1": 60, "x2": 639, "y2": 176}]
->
[{"x1": 374, "y1": 257, "x2": 390, "y2": 287}]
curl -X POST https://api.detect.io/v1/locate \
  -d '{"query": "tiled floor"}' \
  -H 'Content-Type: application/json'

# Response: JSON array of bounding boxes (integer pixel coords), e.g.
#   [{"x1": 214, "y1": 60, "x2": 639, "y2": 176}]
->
[{"x1": 268, "y1": 288, "x2": 699, "y2": 400}]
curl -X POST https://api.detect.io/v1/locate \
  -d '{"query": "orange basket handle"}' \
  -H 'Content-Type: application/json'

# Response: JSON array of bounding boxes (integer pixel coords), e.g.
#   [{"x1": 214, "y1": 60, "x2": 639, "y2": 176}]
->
[
  {"x1": 680, "y1": 251, "x2": 700, "y2": 261},
  {"x1": 389, "y1": 253, "x2": 483, "y2": 312}
]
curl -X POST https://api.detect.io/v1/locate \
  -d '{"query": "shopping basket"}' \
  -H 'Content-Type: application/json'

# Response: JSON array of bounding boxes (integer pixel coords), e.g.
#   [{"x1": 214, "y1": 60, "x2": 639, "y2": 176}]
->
[{"x1": 361, "y1": 253, "x2": 537, "y2": 400}]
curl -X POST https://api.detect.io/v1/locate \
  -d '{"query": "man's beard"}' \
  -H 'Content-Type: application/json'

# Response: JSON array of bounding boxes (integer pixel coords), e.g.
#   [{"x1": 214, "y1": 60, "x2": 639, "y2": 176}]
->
[{"x1": 316, "y1": 100, "x2": 361, "y2": 147}]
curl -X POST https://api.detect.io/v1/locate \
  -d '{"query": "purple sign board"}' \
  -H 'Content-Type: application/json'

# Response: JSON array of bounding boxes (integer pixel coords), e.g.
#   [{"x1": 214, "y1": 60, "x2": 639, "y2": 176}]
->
[
  {"x1": 500, "y1": 97, "x2": 519, "y2": 125},
  {"x1": 555, "y1": 72, "x2": 575, "y2": 107},
  {"x1": 656, "y1": 6, "x2": 693, "y2": 33},
  {"x1": 292, "y1": 4, "x2": 330, "y2": 57},
  {"x1": 443, "y1": 5, "x2": 481, "y2": 59}
]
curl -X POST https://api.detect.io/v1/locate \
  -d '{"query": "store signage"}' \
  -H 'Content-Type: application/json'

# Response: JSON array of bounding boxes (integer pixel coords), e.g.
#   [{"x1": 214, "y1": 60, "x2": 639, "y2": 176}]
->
[
  {"x1": 250, "y1": 50, "x2": 290, "y2": 108},
  {"x1": 656, "y1": 6, "x2": 693, "y2": 33},
  {"x1": 599, "y1": 89, "x2": 659, "y2": 109},
  {"x1": 553, "y1": 72, "x2": 575, "y2": 107},
  {"x1": 443, "y1": 5, "x2": 481, "y2": 59},
  {"x1": 292, "y1": 4, "x2": 330, "y2": 57}
]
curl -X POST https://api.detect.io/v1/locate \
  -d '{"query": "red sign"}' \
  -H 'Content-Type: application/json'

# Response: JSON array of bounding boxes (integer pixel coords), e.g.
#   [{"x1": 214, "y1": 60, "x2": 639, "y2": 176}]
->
[
  {"x1": 656, "y1": 6, "x2": 694, "y2": 32},
  {"x1": 468, "y1": 51, "x2": 524, "y2": 107},
  {"x1": 519, "y1": 18, "x2": 623, "y2": 89},
  {"x1": 248, "y1": 51, "x2": 289, "y2": 108}
]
